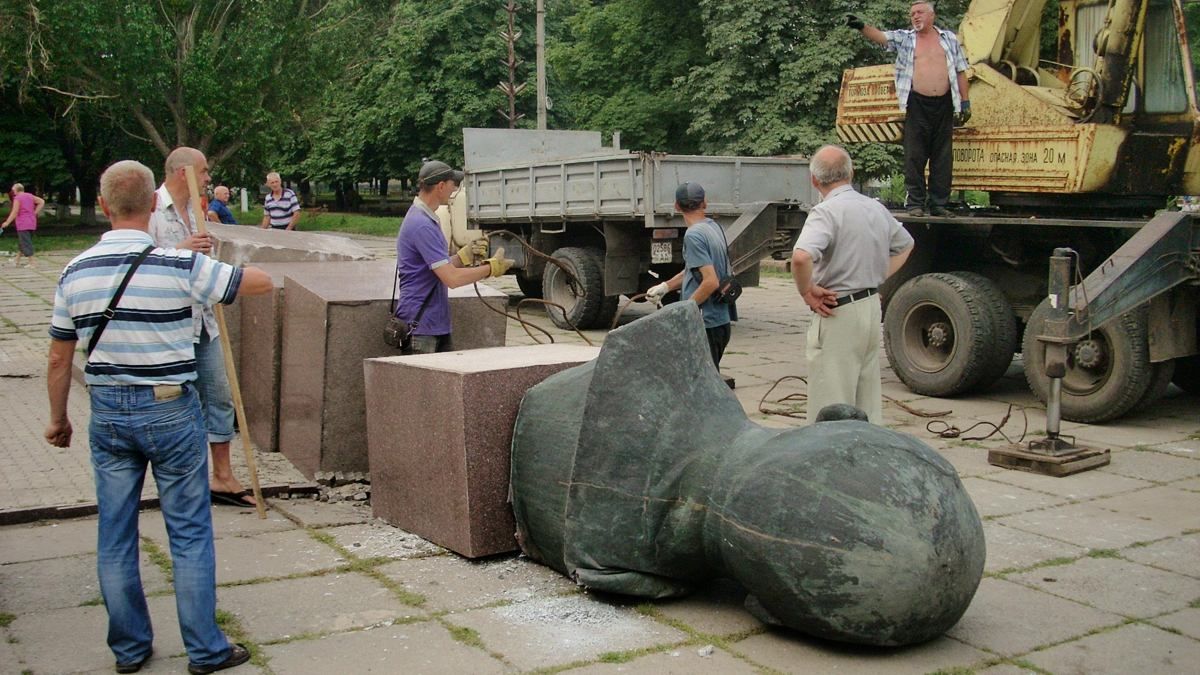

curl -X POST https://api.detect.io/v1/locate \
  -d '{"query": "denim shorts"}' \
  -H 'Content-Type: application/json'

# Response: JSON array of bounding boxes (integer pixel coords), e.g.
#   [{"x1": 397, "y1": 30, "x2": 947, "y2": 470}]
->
[{"x1": 194, "y1": 335, "x2": 236, "y2": 443}]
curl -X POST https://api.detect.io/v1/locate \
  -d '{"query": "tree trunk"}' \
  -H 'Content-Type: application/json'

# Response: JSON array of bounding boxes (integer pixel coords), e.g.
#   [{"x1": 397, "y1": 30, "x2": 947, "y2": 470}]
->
[
  {"x1": 299, "y1": 179, "x2": 313, "y2": 207},
  {"x1": 78, "y1": 181, "x2": 99, "y2": 226}
]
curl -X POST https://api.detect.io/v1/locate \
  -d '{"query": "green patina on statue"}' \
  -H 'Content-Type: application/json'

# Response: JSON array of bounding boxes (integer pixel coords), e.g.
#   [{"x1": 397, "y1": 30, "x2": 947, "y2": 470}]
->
[{"x1": 510, "y1": 302, "x2": 985, "y2": 646}]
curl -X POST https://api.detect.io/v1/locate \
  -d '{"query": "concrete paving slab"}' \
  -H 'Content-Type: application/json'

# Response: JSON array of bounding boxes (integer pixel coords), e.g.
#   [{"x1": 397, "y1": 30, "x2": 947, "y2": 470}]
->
[
  {"x1": 376, "y1": 553, "x2": 578, "y2": 613},
  {"x1": 447, "y1": 594, "x2": 687, "y2": 671},
  {"x1": 321, "y1": 523, "x2": 444, "y2": 561},
  {"x1": 564, "y1": 647, "x2": 759, "y2": 674},
  {"x1": 932, "y1": 445, "x2": 1008, "y2": 478},
  {"x1": 1121, "y1": 533, "x2": 1200, "y2": 578},
  {"x1": 1151, "y1": 437, "x2": 1200, "y2": 458},
  {"x1": 1007, "y1": 556, "x2": 1200, "y2": 618},
  {"x1": 653, "y1": 579, "x2": 765, "y2": 638},
  {"x1": 983, "y1": 521, "x2": 1088, "y2": 573},
  {"x1": 1070, "y1": 423, "x2": 1195, "y2": 450},
  {"x1": 1101, "y1": 450, "x2": 1200, "y2": 484},
  {"x1": 137, "y1": 505, "x2": 298, "y2": 545},
  {"x1": 260, "y1": 620, "x2": 506, "y2": 674},
  {"x1": 217, "y1": 572, "x2": 425, "y2": 643},
  {"x1": 1151, "y1": 608, "x2": 1200, "y2": 640},
  {"x1": 996, "y1": 501, "x2": 1181, "y2": 550},
  {"x1": 1175, "y1": 477, "x2": 1200, "y2": 492},
  {"x1": 976, "y1": 665, "x2": 1039, "y2": 675},
  {"x1": 1025, "y1": 621, "x2": 1200, "y2": 675},
  {"x1": 0, "y1": 516, "x2": 98, "y2": 563},
  {"x1": 214, "y1": 529, "x2": 345, "y2": 584},
  {"x1": 1089, "y1": 486, "x2": 1200, "y2": 535},
  {"x1": 947, "y1": 577, "x2": 1124, "y2": 656},
  {"x1": 961, "y1": 476, "x2": 1069, "y2": 518},
  {"x1": 7, "y1": 595, "x2": 185, "y2": 673},
  {"x1": 983, "y1": 467, "x2": 1153, "y2": 500},
  {"x1": 0, "y1": 552, "x2": 168, "y2": 614},
  {"x1": 729, "y1": 631, "x2": 988, "y2": 674},
  {"x1": 271, "y1": 499, "x2": 372, "y2": 528}
]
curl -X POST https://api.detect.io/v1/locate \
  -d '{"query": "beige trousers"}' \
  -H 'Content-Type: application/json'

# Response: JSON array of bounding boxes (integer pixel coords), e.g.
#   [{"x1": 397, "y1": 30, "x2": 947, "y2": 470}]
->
[{"x1": 805, "y1": 295, "x2": 883, "y2": 424}]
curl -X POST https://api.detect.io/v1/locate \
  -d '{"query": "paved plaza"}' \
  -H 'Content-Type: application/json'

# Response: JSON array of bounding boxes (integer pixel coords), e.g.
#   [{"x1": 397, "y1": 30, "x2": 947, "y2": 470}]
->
[{"x1": 1, "y1": 237, "x2": 1198, "y2": 674}]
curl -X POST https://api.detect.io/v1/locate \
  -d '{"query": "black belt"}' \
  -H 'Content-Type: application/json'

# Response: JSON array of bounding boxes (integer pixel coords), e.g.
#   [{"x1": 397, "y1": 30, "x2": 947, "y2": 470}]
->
[{"x1": 834, "y1": 288, "x2": 877, "y2": 307}]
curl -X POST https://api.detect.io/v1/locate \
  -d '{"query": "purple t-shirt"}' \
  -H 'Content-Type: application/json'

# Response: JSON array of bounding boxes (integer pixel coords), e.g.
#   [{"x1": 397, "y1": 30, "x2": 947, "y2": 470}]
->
[
  {"x1": 395, "y1": 203, "x2": 451, "y2": 335},
  {"x1": 13, "y1": 193, "x2": 37, "y2": 231}
]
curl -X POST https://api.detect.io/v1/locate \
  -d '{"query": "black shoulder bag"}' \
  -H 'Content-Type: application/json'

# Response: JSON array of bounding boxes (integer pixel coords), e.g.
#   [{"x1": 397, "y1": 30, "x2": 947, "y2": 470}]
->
[
  {"x1": 693, "y1": 222, "x2": 742, "y2": 305},
  {"x1": 87, "y1": 245, "x2": 155, "y2": 358},
  {"x1": 383, "y1": 262, "x2": 437, "y2": 351}
]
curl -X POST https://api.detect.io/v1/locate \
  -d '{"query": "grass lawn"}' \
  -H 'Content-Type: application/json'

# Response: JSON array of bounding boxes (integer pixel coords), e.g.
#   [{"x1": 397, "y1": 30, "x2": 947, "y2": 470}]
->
[{"x1": 0, "y1": 206, "x2": 399, "y2": 254}]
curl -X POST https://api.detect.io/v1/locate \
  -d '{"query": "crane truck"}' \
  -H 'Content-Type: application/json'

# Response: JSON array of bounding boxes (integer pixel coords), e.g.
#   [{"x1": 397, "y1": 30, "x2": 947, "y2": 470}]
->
[{"x1": 835, "y1": 0, "x2": 1199, "y2": 423}]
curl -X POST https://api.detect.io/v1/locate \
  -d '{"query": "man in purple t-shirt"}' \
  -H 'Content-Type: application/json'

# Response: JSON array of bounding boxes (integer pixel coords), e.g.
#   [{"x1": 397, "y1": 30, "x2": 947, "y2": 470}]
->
[{"x1": 395, "y1": 160, "x2": 513, "y2": 354}]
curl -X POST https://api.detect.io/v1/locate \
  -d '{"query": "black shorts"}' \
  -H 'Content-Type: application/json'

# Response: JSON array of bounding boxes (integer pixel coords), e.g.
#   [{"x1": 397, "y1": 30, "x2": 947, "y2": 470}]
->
[{"x1": 17, "y1": 230, "x2": 33, "y2": 256}]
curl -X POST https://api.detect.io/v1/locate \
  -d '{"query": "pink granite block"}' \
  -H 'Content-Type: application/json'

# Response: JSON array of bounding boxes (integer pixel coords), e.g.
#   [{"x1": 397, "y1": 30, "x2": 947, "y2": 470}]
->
[
  {"x1": 364, "y1": 345, "x2": 599, "y2": 558},
  {"x1": 447, "y1": 284, "x2": 508, "y2": 349},
  {"x1": 240, "y1": 261, "x2": 396, "y2": 454},
  {"x1": 277, "y1": 266, "x2": 400, "y2": 478}
]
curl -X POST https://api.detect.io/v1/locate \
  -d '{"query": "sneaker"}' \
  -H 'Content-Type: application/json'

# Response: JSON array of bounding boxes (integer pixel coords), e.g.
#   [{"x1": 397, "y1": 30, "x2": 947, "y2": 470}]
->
[
  {"x1": 906, "y1": 206, "x2": 925, "y2": 217},
  {"x1": 187, "y1": 644, "x2": 251, "y2": 674},
  {"x1": 929, "y1": 206, "x2": 955, "y2": 218}
]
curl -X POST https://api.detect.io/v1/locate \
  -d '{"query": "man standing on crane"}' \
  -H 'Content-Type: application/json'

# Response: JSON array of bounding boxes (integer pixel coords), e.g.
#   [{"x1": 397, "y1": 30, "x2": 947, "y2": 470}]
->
[{"x1": 848, "y1": 2, "x2": 970, "y2": 217}]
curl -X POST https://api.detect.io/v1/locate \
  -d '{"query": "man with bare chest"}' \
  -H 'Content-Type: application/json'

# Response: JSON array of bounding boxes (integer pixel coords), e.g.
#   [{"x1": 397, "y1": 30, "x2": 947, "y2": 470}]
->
[{"x1": 848, "y1": 2, "x2": 970, "y2": 217}]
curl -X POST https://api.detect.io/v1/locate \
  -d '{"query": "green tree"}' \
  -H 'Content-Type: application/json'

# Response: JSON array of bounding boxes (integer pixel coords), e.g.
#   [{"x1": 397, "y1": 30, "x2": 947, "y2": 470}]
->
[{"x1": 3, "y1": 0, "x2": 368, "y2": 170}]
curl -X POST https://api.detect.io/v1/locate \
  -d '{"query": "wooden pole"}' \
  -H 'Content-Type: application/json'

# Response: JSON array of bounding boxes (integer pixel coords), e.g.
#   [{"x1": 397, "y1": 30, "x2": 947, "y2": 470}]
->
[{"x1": 184, "y1": 165, "x2": 267, "y2": 519}]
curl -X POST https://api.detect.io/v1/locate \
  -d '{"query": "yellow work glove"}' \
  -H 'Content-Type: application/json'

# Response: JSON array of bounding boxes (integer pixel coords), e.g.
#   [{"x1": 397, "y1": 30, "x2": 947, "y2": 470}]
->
[
  {"x1": 456, "y1": 238, "x2": 489, "y2": 266},
  {"x1": 486, "y1": 247, "x2": 515, "y2": 277}
]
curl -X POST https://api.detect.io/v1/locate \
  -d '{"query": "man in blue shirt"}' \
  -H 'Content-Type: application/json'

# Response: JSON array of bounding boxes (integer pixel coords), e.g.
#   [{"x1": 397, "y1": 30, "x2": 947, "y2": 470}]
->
[
  {"x1": 395, "y1": 160, "x2": 513, "y2": 354},
  {"x1": 848, "y1": 2, "x2": 970, "y2": 217},
  {"x1": 645, "y1": 182, "x2": 736, "y2": 368},
  {"x1": 206, "y1": 186, "x2": 238, "y2": 224}
]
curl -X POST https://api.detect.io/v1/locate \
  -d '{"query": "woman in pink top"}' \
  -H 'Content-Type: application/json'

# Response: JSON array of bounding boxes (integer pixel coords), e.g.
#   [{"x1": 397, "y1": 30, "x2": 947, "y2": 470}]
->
[{"x1": 1, "y1": 183, "x2": 45, "y2": 268}]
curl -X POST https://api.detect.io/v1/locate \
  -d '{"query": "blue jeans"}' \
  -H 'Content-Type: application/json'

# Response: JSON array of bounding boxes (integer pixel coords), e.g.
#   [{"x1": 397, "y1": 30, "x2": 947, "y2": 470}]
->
[
  {"x1": 195, "y1": 332, "x2": 236, "y2": 444},
  {"x1": 89, "y1": 383, "x2": 232, "y2": 667}
]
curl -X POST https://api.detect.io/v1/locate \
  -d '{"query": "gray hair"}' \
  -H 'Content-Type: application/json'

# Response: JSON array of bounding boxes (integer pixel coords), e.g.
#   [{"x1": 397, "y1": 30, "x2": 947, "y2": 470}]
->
[
  {"x1": 100, "y1": 161, "x2": 156, "y2": 218},
  {"x1": 810, "y1": 145, "x2": 854, "y2": 186},
  {"x1": 266, "y1": 172, "x2": 281, "y2": 182},
  {"x1": 10, "y1": 183, "x2": 23, "y2": 193},
  {"x1": 912, "y1": 2, "x2": 935, "y2": 12},
  {"x1": 164, "y1": 147, "x2": 204, "y2": 177}
]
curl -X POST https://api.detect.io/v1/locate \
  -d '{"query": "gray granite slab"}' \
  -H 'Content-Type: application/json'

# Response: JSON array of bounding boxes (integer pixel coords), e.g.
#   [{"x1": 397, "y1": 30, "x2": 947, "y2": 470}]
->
[
  {"x1": 995, "y1": 502, "x2": 1181, "y2": 550},
  {"x1": 1006, "y1": 556, "x2": 1200, "y2": 618},
  {"x1": 213, "y1": 529, "x2": 345, "y2": 584},
  {"x1": 0, "y1": 516, "x2": 98, "y2": 563},
  {"x1": 0, "y1": 552, "x2": 168, "y2": 613},
  {"x1": 1151, "y1": 607, "x2": 1200, "y2": 640},
  {"x1": 961, "y1": 476, "x2": 1070, "y2": 517},
  {"x1": 984, "y1": 521, "x2": 1088, "y2": 573},
  {"x1": 565, "y1": 647, "x2": 759, "y2": 674},
  {"x1": 376, "y1": 553, "x2": 578, "y2": 613},
  {"x1": 653, "y1": 579, "x2": 765, "y2": 638},
  {"x1": 1120, "y1": 533, "x2": 1200, "y2": 577},
  {"x1": 728, "y1": 632, "x2": 988, "y2": 675},
  {"x1": 1025, "y1": 621, "x2": 1200, "y2": 675},
  {"x1": 321, "y1": 523, "x2": 444, "y2": 561}
]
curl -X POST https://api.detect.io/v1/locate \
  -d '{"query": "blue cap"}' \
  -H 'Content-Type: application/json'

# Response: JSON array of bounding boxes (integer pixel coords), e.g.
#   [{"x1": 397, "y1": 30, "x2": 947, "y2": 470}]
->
[{"x1": 675, "y1": 182, "x2": 705, "y2": 210}]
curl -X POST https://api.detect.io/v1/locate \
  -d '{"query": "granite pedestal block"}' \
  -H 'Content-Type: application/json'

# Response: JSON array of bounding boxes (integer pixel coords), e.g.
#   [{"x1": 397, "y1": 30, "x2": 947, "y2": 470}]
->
[
  {"x1": 364, "y1": 345, "x2": 600, "y2": 558},
  {"x1": 210, "y1": 223, "x2": 372, "y2": 372},
  {"x1": 241, "y1": 261, "x2": 396, "y2": 454},
  {"x1": 277, "y1": 271, "x2": 400, "y2": 478},
  {"x1": 447, "y1": 285, "x2": 508, "y2": 350}
]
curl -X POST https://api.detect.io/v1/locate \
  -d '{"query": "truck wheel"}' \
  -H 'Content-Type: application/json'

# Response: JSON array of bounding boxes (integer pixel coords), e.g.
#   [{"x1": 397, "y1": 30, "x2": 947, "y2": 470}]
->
[
  {"x1": 1171, "y1": 355, "x2": 1200, "y2": 394},
  {"x1": 953, "y1": 272, "x2": 1018, "y2": 389},
  {"x1": 1022, "y1": 301, "x2": 1154, "y2": 423},
  {"x1": 883, "y1": 272, "x2": 1008, "y2": 397},
  {"x1": 542, "y1": 247, "x2": 616, "y2": 330},
  {"x1": 880, "y1": 228, "x2": 934, "y2": 316},
  {"x1": 516, "y1": 271, "x2": 543, "y2": 298}
]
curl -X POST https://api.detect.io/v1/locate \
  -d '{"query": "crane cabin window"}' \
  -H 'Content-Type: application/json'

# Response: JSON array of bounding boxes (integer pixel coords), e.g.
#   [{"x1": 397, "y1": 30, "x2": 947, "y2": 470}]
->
[{"x1": 1143, "y1": 1, "x2": 1188, "y2": 113}]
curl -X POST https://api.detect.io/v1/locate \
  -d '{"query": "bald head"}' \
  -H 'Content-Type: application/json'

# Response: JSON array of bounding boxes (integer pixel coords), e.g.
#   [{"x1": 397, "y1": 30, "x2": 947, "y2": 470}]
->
[
  {"x1": 100, "y1": 160, "x2": 157, "y2": 222},
  {"x1": 163, "y1": 147, "x2": 210, "y2": 194},
  {"x1": 214, "y1": 186, "x2": 230, "y2": 202},
  {"x1": 810, "y1": 145, "x2": 854, "y2": 187}
]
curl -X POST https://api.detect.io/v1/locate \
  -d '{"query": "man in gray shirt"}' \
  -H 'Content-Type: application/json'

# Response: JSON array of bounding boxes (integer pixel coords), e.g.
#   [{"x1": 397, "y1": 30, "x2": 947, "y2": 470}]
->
[{"x1": 792, "y1": 145, "x2": 914, "y2": 424}]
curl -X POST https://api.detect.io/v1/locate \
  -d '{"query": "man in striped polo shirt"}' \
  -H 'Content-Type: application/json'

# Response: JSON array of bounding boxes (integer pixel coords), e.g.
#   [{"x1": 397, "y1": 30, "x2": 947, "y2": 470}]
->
[
  {"x1": 45, "y1": 160, "x2": 271, "y2": 674},
  {"x1": 259, "y1": 171, "x2": 300, "y2": 230}
]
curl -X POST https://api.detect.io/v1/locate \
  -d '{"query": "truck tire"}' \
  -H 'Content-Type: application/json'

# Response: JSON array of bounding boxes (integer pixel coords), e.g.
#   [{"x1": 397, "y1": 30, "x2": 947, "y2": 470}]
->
[
  {"x1": 542, "y1": 247, "x2": 616, "y2": 330},
  {"x1": 516, "y1": 271, "x2": 543, "y2": 298},
  {"x1": 1022, "y1": 302, "x2": 1154, "y2": 423},
  {"x1": 883, "y1": 272, "x2": 1009, "y2": 397},
  {"x1": 879, "y1": 228, "x2": 934, "y2": 316},
  {"x1": 1171, "y1": 355, "x2": 1200, "y2": 394}
]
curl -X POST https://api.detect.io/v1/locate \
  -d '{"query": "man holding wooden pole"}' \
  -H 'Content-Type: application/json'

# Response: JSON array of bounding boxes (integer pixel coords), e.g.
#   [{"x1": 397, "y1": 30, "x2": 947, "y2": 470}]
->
[{"x1": 150, "y1": 148, "x2": 257, "y2": 508}]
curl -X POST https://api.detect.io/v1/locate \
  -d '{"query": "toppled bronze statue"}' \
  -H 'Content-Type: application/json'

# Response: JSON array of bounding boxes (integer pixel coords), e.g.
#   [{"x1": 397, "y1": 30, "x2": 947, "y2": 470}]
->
[{"x1": 510, "y1": 302, "x2": 985, "y2": 646}]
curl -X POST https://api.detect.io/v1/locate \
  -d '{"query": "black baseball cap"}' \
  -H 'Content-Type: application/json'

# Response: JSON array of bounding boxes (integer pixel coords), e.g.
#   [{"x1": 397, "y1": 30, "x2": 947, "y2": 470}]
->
[
  {"x1": 418, "y1": 160, "x2": 464, "y2": 187},
  {"x1": 675, "y1": 182, "x2": 705, "y2": 210}
]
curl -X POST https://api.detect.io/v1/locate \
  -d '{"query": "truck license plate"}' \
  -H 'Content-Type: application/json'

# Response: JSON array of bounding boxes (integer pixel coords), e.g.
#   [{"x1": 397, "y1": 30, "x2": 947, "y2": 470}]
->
[{"x1": 651, "y1": 241, "x2": 672, "y2": 264}]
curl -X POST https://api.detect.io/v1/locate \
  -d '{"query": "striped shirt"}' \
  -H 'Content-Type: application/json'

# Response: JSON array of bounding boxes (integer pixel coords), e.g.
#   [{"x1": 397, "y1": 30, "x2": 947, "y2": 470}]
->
[
  {"x1": 50, "y1": 229, "x2": 243, "y2": 385},
  {"x1": 883, "y1": 26, "x2": 969, "y2": 113},
  {"x1": 264, "y1": 188, "x2": 300, "y2": 228}
]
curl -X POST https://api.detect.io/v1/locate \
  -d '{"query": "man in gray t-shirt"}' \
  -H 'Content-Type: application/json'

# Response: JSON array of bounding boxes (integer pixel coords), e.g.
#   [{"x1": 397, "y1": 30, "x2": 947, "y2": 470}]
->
[
  {"x1": 646, "y1": 182, "x2": 735, "y2": 368},
  {"x1": 792, "y1": 145, "x2": 914, "y2": 424}
]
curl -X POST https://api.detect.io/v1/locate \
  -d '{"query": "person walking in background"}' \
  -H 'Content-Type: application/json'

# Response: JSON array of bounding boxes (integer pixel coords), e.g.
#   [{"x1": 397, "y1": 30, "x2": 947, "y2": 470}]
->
[
  {"x1": 260, "y1": 172, "x2": 300, "y2": 230},
  {"x1": 792, "y1": 145, "x2": 914, "y2": 424},
  {"x1": 46, "y1": 159, "x2": 270, "y2": 674},
  {"x1": 645, "y1": 182, "x2": 736, "y2": 369},
  {"x1": 848, "y1": 2, "x2": 970, "y2": 217},
  {"x1": 1, "y1": 183, "x2": 46, "y2": 268},
  {"x1": 206, "y1": 186, "x2": 238, "y2": 224}
]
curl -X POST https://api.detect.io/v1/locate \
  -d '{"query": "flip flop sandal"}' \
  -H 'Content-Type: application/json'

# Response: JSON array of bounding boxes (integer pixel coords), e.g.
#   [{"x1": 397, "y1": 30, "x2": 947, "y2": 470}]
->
[{"x1": 210, "y1": 490, "x2": 255, "y2": 507}]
